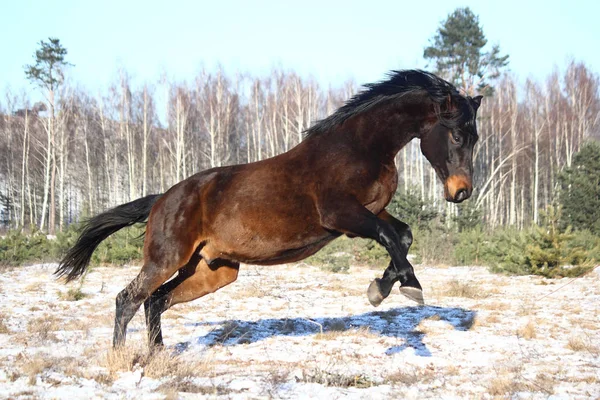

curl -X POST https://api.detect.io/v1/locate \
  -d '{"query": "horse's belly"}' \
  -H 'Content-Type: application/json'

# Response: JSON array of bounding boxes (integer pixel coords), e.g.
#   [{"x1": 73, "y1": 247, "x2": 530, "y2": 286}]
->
[{"x1": 200, "y1": 213, "x2": 335, "y2": 265}]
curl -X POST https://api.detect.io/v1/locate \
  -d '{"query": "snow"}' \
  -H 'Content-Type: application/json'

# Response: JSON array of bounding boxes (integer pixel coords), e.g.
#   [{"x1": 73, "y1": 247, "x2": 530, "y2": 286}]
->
[{"x1": 0, "y1": 262, "x2": 598, "y2": 399}]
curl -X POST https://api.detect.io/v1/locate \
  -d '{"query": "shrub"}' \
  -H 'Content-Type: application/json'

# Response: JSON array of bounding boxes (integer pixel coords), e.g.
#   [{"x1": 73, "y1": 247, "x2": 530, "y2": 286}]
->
[
  {"x1": 453, "y1": 225, "x2": 487, "y2": 265},
  {"x1": 0, "y1": 229, "x2": 52, "y2": 266},
  {"x1": 0, "y1": 224, "x2": 145, "y2": 267},
  {"x1": 485, "y1": 207, "x2": 596, "y2": 277},
  {"x1": 411, "y1": 221, "x2": 457, "y2": 265},
  {"x1": 305, "y1": 236, "x2": 354, "y2": 273},
  {"x1": 387, "y1": 189, "x2": 438, "y2": 230}
]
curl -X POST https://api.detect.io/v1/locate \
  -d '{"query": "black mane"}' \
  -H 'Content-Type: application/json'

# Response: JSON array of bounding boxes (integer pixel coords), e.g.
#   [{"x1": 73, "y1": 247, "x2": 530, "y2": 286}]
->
[{"x1": 304, "y1": 69, "x2": 463, "y2": 137}]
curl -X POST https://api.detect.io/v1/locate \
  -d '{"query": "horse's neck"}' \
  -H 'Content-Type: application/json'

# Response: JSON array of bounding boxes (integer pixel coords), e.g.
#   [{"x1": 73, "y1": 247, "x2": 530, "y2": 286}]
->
[{"x1": 347, "y1": 105, "x2": 428, "y2": 162}]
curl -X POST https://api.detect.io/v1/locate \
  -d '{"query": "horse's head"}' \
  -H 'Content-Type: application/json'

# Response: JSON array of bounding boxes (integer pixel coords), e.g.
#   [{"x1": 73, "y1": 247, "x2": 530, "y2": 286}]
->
[{"x1": 420, "y1": 95, "x2": 482, "y2": 203}]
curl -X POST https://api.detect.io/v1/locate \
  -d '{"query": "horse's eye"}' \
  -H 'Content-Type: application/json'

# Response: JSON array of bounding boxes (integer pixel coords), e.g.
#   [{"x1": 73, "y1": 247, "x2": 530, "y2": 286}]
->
[{"x1": 450, "y1": 132, "x2": 462, "y2": 145}]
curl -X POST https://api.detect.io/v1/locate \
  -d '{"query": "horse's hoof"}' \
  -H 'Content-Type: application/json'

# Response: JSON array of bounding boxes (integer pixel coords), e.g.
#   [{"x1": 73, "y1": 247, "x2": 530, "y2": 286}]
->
[
  {"x1": 399, "y1": 286, "x2": 425, "y2": 305},
  {"x1": 367, "y1": 279, "x2": 385, "y2": 307}
]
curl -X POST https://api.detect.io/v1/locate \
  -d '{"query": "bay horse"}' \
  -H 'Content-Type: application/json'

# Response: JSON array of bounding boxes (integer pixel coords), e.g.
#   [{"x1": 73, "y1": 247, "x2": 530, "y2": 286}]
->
[{"x1": 56, "y1": 70, "x2": 482, "y2": 349}]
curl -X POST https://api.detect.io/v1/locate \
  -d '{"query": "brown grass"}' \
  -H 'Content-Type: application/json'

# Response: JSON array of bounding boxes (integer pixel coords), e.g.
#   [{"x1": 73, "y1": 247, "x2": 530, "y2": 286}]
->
[
  {"x1": 477, "y1": 313, "x2": 500, "y2": 327},
  {"x1": 158, "y1": 379, "x2": 231, "y2": 398},
  {"x1": 476, "y1": 301, "x2": 511, "y2": 311},
  {"x1": 385, "y1": 366, "x2": 436, "y2": 385},
  {"x1": 0, "y1": 313, "x2": 9, "y2": 333},
  {"x1": 25, "y1": 281, "x2": 44, "y2": 292},
  {"x1": 442, "y1": 280, "x2": 487, "y2": 299},
  {"x1": 300, "y1": 367, "x2": 376, "y2": 388},
  {"x1": 315, "y1": 326, "x2": 380, "y2": 341},
  {"x1": 517, "y1": 320, "x2": 537, "y2": 339},
  {"x1": 59, "y1": 287, "x2": 87, "y2": 301},
  {"x1": 487, "y1": 368, "x2": 529, "y2": 396},
  {"x1": 17, "y1": 354, "x2": 54, "y2": 385},
  {"x1": 104, "y1": 343, "x2": 209, "y2": 380},
  {"x1": 27, "y1": 315, "x2": 61, "y2": 342},
  {"x1": 566, "y1": 335, "x2": 599, "y2": 355}
]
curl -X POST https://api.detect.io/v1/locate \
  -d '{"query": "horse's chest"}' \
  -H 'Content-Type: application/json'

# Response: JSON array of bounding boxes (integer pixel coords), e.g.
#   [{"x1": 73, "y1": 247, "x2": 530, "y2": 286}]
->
[{"x1": 364, "y1": 167, "x2": 398, "y2": 214}]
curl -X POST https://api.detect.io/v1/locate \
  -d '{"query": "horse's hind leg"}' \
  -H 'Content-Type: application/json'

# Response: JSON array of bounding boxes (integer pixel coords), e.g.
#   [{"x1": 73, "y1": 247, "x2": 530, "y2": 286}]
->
[
  {"x1": 143, "y1": 261, "x2": 197, "y2": 348},
  {"x1": 113, "y1": 261, "x2": 181, "y2": 348},
  {"x1": 144, "y1": 258, "x2": 239, "y2": 347}
]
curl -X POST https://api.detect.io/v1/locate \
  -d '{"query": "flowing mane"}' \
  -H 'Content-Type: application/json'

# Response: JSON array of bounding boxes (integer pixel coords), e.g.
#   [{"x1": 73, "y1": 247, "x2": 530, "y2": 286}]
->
[{"x1": 304, "y1": 69, "x2": 464, "y2": 137}]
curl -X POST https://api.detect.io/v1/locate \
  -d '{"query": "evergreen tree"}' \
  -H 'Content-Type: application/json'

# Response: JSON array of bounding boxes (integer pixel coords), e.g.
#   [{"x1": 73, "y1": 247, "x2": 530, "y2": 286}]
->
[
  {"x1": 387, "y1": 189, "x2": 438, "y2": 230},
  {"x1": 24, "y1": 37, "x2": 71, "y2": 234},
  {"x1": 24, "y1": 37, "x2": 71, "y2": 92},
  {"x1": 559, "y1": 141, "x2": 600, "y2": 235},
  {"x1": 423, "y1": 7, "x2": 509, "y2": 94}
]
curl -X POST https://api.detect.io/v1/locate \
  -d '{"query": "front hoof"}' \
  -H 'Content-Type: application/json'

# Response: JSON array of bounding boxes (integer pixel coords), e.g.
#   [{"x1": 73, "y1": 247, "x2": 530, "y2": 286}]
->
[
  {"x1": 367, "y1": 279, "x2": 385, "y2": 307},
  {"x1": 399, "y1": 286, "x2": 425, "y2": 305}
]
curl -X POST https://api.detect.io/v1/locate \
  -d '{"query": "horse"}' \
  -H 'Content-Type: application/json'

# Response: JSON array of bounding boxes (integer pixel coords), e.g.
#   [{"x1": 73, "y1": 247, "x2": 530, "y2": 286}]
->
[{"x1": 56, "y1": 70, "x2": 482, "y2": 349}]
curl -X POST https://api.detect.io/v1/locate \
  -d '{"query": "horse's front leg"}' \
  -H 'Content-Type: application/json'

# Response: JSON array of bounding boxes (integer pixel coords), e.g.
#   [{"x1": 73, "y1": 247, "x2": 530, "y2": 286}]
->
[
  {"x1": 366, "y1": 210, "x2": 423, "y2": 307},
  {"x1": 316, "y1": 194, "x2": 423, "y2": 306}
]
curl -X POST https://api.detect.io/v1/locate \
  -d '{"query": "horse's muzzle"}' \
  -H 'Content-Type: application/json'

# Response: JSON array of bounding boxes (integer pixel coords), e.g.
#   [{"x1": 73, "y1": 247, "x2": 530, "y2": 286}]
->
[{"x1": 444, "y1": 175, "x2": 472, "y2": 203}]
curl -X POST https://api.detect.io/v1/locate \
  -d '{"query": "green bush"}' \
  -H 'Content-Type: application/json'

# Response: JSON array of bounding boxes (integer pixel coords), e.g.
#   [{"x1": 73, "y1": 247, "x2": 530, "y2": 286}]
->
[
  {"x1": 482, "y1": 207, "x2": 597, "y2": 277},
  {"x1": 90, "y1": 225, "x2": 145, "y2": 265},
  {"x1": 305, "y1": 236, "x2": 354, "y2": 273},
  {"x1": 306, "y1": 236, "x2": 391, "y2": 272},
  {"x1": 411, "y1": 222, "x2": 457, "y2": 265},
  {"x1": 387, "y1": 189, "x2": 438, "y2": 230},
  {"x1": 0, "y1": 224, "x2": 145, "y2": 267},
  {"x1": 559, "y1": 141, "x2": 600, "y2": 235},
  {"x1": 453, "y1": 225, "x2": 487, "y2": 265},
  {"x1": 453, "y1": 201, "x2": 483, "y2": 232},
  {"x1": 0, "y1": 229, "x2": 52, "y2": 266}
]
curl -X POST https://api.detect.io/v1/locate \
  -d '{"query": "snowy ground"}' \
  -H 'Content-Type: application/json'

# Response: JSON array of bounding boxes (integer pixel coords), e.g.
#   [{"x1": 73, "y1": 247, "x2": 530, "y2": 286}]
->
[{"x1": 0, "y1": 262, "x2": 598, "y2": 399}]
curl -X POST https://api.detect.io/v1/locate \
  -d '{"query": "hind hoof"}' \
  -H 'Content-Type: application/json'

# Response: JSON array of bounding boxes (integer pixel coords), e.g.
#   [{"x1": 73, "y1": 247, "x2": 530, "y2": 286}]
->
[
  {"x1": 399, "y1": 286, "x2": 425, "y2": 305},
  {"x1": 367, "y1": 279, "x2": 385, "y2": 307}
]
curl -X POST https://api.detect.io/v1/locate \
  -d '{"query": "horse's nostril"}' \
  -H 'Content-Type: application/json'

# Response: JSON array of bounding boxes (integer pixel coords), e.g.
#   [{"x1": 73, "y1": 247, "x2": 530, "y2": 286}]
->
[{"x1": 455, "y1": 189, "x2": 468, "y2": 202}]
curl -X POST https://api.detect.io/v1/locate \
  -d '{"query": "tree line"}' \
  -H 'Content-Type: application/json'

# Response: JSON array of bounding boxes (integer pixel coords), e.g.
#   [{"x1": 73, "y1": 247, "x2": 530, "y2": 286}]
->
[{"x1": 1, "y1": 60, "x2": 597, "y2": 233}]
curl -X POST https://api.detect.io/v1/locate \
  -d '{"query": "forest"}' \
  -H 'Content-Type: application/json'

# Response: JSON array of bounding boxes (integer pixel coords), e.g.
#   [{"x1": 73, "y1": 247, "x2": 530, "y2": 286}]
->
[{"x1": 0, "y1": 8, "x2": 599, "y2": 274}]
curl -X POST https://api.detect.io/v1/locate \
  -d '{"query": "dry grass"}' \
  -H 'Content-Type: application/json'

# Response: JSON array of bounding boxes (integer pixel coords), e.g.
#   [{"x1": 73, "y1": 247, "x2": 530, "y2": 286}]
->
[
  {"x1": 517, "y1": 320, "x2": 537, "y2": 339},
  {"x1": 487, "y1": 363, "x2": 555, "y2": 397},
  {"x1": 15, "y1": 353, "x2": 54, "y2": 385},
  {"x1": 477, "y1": 313, "x2": 500, "y2": 327},
  {"x1": 27, "y1": 315, "x2": 61, "y2": 342},
  {"x1": 227, "y1": 283, "x2": 268, "y2": 299},
  {"x1": 24, "y1": 281, "x2": 44, "y2": 292},
  {"x1": 442, "y1": 280, "x2": 487, "y2": 299},
  {"x1": 158, "y1": 379, "x2": 231, "y2": 398},
  {"x1": 212, "y1": 321, "x2": 254, "y2": 344},
  {"x1": 487, "y1": 367, "x2": 527, "y2": 396},
  {"x1": 315, "y1": 326, "x2": 380, "y2": 341},
  {"x1": 59, "y1": 287, "x2": 87, "y2": 301},
  {"x1": 517, "y1": 299, "x2": 538, "y2": 317},
  {"x1": 104, "y1": 343, "x2": 209, "y2": 380},
  {"x1": 566, "y1": 335, "x2": 599, "y2": 355},
  {"x1": 300, "y1": 367, "x2": 376, "y2": 388},
  {"x1": 476, "y1": 301, "x2": 511, "y2": 311},
  {"x1": 0, "y1": 313, "x2": 9, "y2": 333},
  {"x1": 384, "y1": 369, "x2": 418, "y2": 385},
  {"x1": 385, "y1": 366, "x2": 436, "y2": 385}
]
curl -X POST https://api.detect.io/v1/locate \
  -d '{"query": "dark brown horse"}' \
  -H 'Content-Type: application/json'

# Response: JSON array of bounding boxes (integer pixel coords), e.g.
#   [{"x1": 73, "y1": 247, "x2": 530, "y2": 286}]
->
[{"x1": 56, "y1": 70, "x2": 482, "y2": 349}]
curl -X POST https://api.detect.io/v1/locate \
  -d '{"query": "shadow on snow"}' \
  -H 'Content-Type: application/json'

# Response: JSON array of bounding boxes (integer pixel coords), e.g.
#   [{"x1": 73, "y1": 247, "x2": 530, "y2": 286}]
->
[{"x1": 176, "y1": 305, "x2": 476, "y2": 357}]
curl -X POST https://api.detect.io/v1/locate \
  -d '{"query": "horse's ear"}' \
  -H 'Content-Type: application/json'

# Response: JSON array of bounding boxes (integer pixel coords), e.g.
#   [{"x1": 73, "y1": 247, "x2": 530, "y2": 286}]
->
[{"x1": 471, "y1": 95, "x2": 483, "y2": 110}]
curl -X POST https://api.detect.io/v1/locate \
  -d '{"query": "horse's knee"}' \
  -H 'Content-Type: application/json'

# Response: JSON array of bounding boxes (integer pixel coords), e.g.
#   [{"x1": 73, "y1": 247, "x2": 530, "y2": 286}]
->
[{"x1": 400, "y1": 225, "x2": 413, "y2": 250}]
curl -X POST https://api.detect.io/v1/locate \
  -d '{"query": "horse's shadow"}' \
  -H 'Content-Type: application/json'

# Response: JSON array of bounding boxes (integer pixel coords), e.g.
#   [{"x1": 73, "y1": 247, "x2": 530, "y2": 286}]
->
[{"x1": 176, "y1": 306, "x2": 476, "y2": 357}]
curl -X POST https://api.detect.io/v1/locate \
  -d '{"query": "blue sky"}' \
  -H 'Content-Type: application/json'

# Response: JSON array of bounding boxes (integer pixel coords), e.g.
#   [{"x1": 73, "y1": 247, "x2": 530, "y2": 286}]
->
[{"x1": 2, "y1": 0, "x2": 599, "y2": 97}]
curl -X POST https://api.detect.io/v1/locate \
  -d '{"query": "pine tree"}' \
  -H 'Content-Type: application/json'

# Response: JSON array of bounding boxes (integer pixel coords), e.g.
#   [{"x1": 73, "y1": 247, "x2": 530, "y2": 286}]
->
[
  {"x1": 24, "y1": 37, "x2": 72, "y2": 234},
  {"x1": 423, "y1": 7, "x2": 509, "y2": 95},
  {"x1": 559, "y1": 141, "x2": 600, "y2": 235}
]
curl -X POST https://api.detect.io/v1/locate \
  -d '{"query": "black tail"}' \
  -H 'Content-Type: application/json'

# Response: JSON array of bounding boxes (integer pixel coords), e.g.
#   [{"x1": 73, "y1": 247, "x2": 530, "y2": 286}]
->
[{"x1": 55, "y1": 194, "x2": 162, "y2": 282}]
